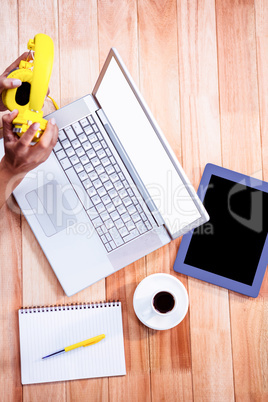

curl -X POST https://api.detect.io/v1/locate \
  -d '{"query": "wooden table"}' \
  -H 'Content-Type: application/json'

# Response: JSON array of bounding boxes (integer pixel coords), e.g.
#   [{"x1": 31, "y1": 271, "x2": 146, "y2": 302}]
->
[{"x1": 0, "y1": 1, "x2": 267, "y2": 401}]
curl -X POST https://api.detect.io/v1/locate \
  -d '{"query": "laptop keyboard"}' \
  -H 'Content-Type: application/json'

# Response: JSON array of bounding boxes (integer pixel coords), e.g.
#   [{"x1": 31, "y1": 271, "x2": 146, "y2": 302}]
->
[{"x1": 53, "y1": 114, "x2": 153, "y2": 252}]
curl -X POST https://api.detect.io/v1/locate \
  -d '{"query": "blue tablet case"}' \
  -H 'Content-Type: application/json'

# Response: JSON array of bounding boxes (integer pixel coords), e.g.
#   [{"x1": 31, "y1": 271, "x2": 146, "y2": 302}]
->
[{"x1": 173, "y1": 163, "x2": 268, "y2": 297}]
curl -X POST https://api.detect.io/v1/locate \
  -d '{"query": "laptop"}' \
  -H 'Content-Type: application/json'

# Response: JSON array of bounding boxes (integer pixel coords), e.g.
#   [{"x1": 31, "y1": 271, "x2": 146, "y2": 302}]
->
[{"x1": 0, "y1": 48, "x2": 209, "y2": 296}]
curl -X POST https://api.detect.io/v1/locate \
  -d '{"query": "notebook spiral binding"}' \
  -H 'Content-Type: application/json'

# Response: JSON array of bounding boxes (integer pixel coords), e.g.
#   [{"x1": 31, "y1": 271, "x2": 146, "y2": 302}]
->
[{"x1": 20, "y1": 300, "x2": 120, "y2": 314}]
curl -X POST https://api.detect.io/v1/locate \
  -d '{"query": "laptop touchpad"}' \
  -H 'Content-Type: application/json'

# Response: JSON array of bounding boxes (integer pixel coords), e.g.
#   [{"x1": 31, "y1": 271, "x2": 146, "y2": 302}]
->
[{"x1": 26, "y1": 180, "x2": 77, "y2": 237}]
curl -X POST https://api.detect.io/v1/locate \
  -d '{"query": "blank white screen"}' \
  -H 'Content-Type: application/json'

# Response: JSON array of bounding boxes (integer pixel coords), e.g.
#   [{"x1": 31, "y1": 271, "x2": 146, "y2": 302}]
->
[{"x1": 95, "y1": 57, "x2": 201, "y2": 235}]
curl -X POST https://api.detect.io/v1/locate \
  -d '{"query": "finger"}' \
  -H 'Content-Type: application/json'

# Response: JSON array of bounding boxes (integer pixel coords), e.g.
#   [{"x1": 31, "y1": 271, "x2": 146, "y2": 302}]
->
[
  {"x1": 37, "y1": 118, "x2": 58, "y2": 149},
  {"x1": 2, "y1": 110, "x2": 19, "y2": 143},
  {"x1": 2, "y1": 52, "x2": 29, "y2": 75},
  {"x1": 19, "y1": 122, "x2": 40, "y2": 147},
  {"x1": 0, "y1": 76, "x2": 22, "y2": 90}
]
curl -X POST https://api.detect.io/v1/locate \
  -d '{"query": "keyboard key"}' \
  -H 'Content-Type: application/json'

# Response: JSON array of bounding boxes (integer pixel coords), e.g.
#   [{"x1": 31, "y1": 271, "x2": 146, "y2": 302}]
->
[
  {"x1": 126, "y1": 220, "x2": 136, "y2": 232},
  {"x1": 65, "y1": 126, "x2": 76, "y2": 141},
  {"x1": 132, "y1": 212, "x2": 141, "y2": 223},
  {"x1": 136, "y1": 221, "x2": 147, "y2": 234},
  {"x1": 108, "y1": 188, "x2": 118, "y2": 199},
  {"x1": 122, "y1": 196, "x2": 132, "y2": 207},
  {"x1": 106, "y1": 164, "x2": 115, "y2": 175},
  {"x1": 97, "y1": 186, "x2": 106, "y2": 197},
  {"x1": 113, "y1": 196, "x2": 122, "y2": 207},
  {"x1": 87, "y1": 186, "x2": 97, "y2": 197},
  {"x1": 84, "y1": 126, "x2": 94, "y2": 135},
  {"x1": 119, "y1": 188, "x2": 128, "y2": 199},
  {"x1": 78, "y1": 171, "x2": 88, "y2": 181},
  {"x1": 110, "y1": 173, "x2": 119, "y2": 183},
  {"x1": 115, "y1": 218, "x2": 124, "y2": 230},
  {"x1": 106, "y1": 202, "x2": 115, "y2": 213},
  {"x1": 66, "y1": 147, "x2": 75, "y2": 158},
  {"x1": 127, "y1": 205, "x2": 136, "y2": 215},
  {"x1": 84, "y1": 163, "x2": 94, "y2": 173},
  {"x1": 102, "y1": 195, "x2": 111, "y2": 206},
  {"x1": 119, "y1": 227, "x2": 129, "y2": 237},
  {"x1": 108, "y1": 227, "x2": 124, "y2": 247},
  {"x1": 97, "y1": 149, "x2": 106, "y2": 159},
  {"x1": 88, "y1": 171, "x2": 98, "y2": 181},
  {"x1": 92, "y1": 194, "x2": 101, "y2": 205},
  {"x1": 78, "y1": 133, "x2": 87, "y2": 143},
  {"x1": 105, "y1": 243, "x2": 112, "y2": 252},
  {"x1": 111, "y1": 211, "x2": 120, "y2": 221},
  {"x1": 76, "y1": 147, "x2": 85, "y2": 158},
  {"x1": 83, "y1": 141, "x2": 92, "y2": 151},
  {"x1": 58, "y1": 130, "x2": 66, "y2": 141},
  {"x1": 56, "y1": 149, "x2": 66, "y2": 160},
  {"x1": 92, "y1": 216, "x2": 103, "y2": 228},
  {"x1": 96, "y1": 203, "x2": 106, "y2": 214},
  {"x1": 88, "y1": 115, "x2": 95, "y2": 125},
  {"x1": 92, "y1": 141, "x2": 102, "y2": 151},
  {"x1": 61, "y1": 139, "x2": 71, "y2": 149},
  {"x1": 105, "y1": 219, "x2": 114, "y2": 230},
  {"x1": 100, "y1": 173, "x2": 109, "y2": 183},
  {"x1": 114, "y1": 181, "x2": 124, "y2": 191},
  {"x1": 70, "y1": 155, "x2": 79, "y2": 165},
  {"x1": 100, "y1": 210, "x2": 110, "y2": 221},
  {"x1": 96, "y1": 165, "x2": 105, "y2": 175},
  {"x1": 117, "y1": 204, "x2": 126, "y2": 215},
  {"x1": 106, "y1": 233, "x2": 112, "y2": 242},
  {"x1": 80, "y1": 155, "x2": 89, "y2": 165},
  {"x1": 91, "y1": 157, "x2": 100, "y2": 167},
  {"x1": 74, "y1": 163, "x2": 83, "y2": 173},
  {"x1": 80, "y1": 118, "x2": 89, "y2": 127},
  {"x1": 54, "y1": 141, "x2": 62, "y2": 152},
  {"x1": 87, "y1": 149, "x2": 96, "y2": 159},
  {"x1": 100, "y1": 234, "x2": 108, "y2": 244},
  {"x1": 109, "y1": 240, "x2": 116, "y2": 249},
  {"x1": 88, "y1": 134, "x2": 98, "y2": 143},
  {"x1": 60, "y1": 158, "x2": 71, "y2": 170},
  {"x1": 121, "y1": 212, "x2": 131, "y2": 223},
  {"x1": 71, "y1": 138, "x2": 80, "y2": 149},
  {"x1": 102, "y1": 157, "x2": 110, "y2": 167},
  {"x1": 87, "y1": 206, "x2": 98, "y2": 219},
  {"x1": 72, "y1": 122, "x2": 83, "y2": 135},
  {"x1": 92, "y1": 178, "x2": 102, "y2": 189},
  {"x1": 83, "y1": 178, "x2": 91, "y2": 189}
]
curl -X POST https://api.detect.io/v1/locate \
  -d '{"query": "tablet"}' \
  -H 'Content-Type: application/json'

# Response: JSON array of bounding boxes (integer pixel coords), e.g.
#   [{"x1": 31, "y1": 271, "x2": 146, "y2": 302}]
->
[{"x1": 173, "y1": 164, "x2": 268, "y2": 297}]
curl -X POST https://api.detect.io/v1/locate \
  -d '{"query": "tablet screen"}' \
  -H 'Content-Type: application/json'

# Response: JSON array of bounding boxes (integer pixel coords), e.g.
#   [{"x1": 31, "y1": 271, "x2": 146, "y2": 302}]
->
[{"x1": 184, "y1": 175, "x2": 268, "y2": 285}]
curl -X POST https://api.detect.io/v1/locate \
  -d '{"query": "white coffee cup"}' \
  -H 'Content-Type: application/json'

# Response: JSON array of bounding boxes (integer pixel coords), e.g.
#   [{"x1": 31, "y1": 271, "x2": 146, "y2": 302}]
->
[{"x1": 133, "y1": 273, "x2": 189, "y2": 330}]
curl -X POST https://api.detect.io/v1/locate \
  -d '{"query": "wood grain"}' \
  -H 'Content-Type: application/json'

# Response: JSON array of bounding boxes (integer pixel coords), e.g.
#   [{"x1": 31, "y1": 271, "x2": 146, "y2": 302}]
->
[
  {"x1": 0, "y1": 0, "x2": 267, "y2": 400},
  {"x1": 177, "y1": 1, "x2": 234, "y2": 400},
  {"x1": 216, "y1": 0, "x2": 267, "y2": 400}
]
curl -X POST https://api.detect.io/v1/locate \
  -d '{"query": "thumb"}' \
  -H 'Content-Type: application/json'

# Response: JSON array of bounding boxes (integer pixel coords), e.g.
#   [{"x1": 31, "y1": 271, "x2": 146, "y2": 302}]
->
[{"x1": 1, "y1": 77, "x2": 22, "y2": 90}]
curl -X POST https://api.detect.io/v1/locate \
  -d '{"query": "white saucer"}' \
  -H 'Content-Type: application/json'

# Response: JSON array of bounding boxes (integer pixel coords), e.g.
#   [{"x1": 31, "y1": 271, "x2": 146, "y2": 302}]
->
[{"x1": 133, "y1": 273, "x2": 189, "y2": 330}]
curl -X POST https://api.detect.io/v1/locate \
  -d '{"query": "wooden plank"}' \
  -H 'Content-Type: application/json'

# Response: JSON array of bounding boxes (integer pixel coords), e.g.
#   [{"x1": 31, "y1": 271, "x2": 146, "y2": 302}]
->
[
  {"x1": 177, "y1": 1, "x2": 234, "y2": 400},
  {"x1": 57, "y1": 1, "x2": 108, "y2": 401},
  {"x1": 0, "y1": 2, "x2": 22, "y2": 401},
  {"x1": 97, "y1": 1, "x2": 151, "y2": 401},
  {"x1": 216, "y1": 0, "x2": 267, "y2": 400},
  {"x1": 16, "y1": 2, "x2": 66, "y2": 401},
  {"x1": 137, "y1": 0, "x2": 191, "y2": 400}
]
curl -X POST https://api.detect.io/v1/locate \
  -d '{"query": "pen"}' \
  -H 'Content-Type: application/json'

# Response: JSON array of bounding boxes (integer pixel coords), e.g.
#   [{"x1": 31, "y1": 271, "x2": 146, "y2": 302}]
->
[{"x1": 42, "y1": 334, "x2": 105, "y2": 359}]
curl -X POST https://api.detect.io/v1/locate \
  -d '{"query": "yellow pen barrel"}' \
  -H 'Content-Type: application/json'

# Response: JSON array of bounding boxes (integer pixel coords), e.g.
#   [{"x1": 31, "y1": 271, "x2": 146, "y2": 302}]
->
[
  {"x1": 29, "y1": 33, "x2": 54, "y2": 113},
  {"x1": 65, "y1": 334, "x2": 105, "y2": 352}
]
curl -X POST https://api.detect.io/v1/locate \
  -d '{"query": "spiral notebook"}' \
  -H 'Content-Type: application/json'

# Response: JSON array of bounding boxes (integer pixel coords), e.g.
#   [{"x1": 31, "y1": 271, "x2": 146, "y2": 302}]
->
[{"x1": 18, "y1": 301, "x2": 126, "y2": 385}]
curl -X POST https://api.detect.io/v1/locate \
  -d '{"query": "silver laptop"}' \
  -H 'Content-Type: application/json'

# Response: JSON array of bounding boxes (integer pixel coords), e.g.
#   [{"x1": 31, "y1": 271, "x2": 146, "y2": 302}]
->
[{"x1": 0, "y1": 48, "x2": 209, "y2": 296}]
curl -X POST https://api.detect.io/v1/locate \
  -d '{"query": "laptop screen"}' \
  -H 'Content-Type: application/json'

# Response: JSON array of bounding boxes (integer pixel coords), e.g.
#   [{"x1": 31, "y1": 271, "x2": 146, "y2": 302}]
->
[{"x1": 94, "y1": 53, "x2": 201, "y2": 236}]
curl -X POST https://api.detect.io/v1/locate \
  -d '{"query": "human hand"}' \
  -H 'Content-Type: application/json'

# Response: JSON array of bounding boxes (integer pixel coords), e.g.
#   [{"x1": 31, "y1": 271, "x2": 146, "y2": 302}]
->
[
  {"x1": 1, "y1": 109, "x2": 58, "y2": 177},
  {"x1": 0, "y1": 53, "x2": 30, "y2": 111}
]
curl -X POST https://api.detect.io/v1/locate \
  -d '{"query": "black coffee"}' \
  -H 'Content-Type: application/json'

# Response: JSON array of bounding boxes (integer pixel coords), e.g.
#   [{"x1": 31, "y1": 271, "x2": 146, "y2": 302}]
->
[{"x1": 153, "y1": 291, "x2": 175, "y2": 314}]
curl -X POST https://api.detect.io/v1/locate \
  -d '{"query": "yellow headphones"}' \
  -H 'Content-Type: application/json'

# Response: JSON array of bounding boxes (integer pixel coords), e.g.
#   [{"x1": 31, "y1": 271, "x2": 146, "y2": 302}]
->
[{"x1": 2, "y1": 33, "x2": 54, "y2": 141}]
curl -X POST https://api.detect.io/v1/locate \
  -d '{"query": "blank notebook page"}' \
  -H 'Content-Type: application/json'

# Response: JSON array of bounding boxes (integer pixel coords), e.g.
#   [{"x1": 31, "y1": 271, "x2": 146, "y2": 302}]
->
[{"x1": 18, "y1": 302, "x2": 126, "y2": 384}]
